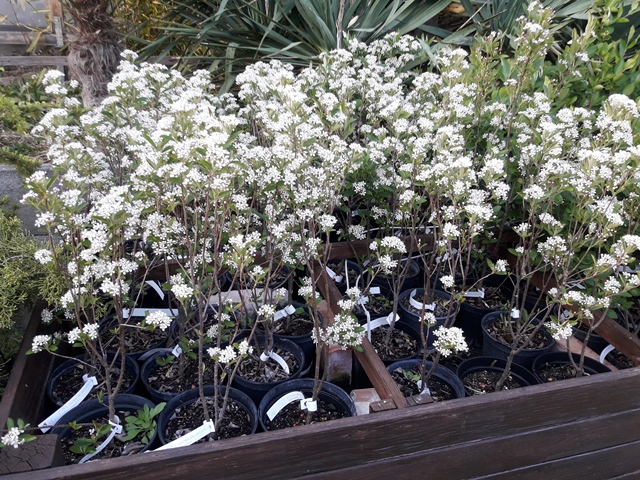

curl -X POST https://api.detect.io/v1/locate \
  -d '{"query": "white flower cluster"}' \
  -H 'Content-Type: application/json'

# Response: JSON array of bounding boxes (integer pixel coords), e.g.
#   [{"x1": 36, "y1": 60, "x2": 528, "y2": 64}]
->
[
  {"x1": 1, "y1": 427, "x2": 25, "y2": 449},
  {"x1": 432, "y1": 326, "x2": 468, "y2": 357},
  {"x1": 31, "y1": 334, "x2": 51, "y2": 353},
  {"x1": 145, "y1": 311, "x2": 173, "y2": 331},
  {"x1": 170, "y1": 274, "x2": 194, "y2": 301},
  {"x1": 312, "y1": 313, "x2": 365, "y2": 349},
  {"x1": 547, "y1": 321, "x2": 573, "y2": 341},
  {"x1": 208, "y1": 340, "x2": 253, "y2": 364}
]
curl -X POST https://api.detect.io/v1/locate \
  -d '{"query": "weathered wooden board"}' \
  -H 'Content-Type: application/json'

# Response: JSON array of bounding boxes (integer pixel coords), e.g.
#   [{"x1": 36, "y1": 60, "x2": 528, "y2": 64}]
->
[{"x1": 3, "y1": 368, "x2": 639, "y2": 479}]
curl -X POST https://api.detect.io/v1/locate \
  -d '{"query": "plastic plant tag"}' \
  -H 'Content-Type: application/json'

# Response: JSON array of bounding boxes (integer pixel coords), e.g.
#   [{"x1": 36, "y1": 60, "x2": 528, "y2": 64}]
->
[
  {"x1": 345, "y1": 260, "x2": 350, "y2": 290},
  {"x1": 79, "y1": 416, "x2": 122, "y2": 464},
  {"x1": 301, "y1": 399, "x2": 317, "y2": 412},
  {"x1": 511, "y1": 308, "x2": 520, "y2": 319},
  {"x1": 171, "y1": 345, "x2": 183, "y2": 357},
  {"x1": 39, "y1": 375, "x2": 98, "y2": 433},
  {"x1": 123, "y1": 308, "x2": 177, "y2": 318},
  {"x1": 464, "y1": 289, "x2": 485, "y2": 299},
  {"x1": 358, "y1": 296, "x2": 369, "y2": 305},
  {"x1": 273, "y1": 304, "x2": 296, "y2": 321},
  {"x1": 416, "y1": 380, "x2": 431, "y2": 396},
  {"x1": 154, "y1": 420, "x2": 215, "y2": 451},
  {"x1": 560, "y1": 309, "x2": 571, "y2": 321},
  {"x1": 367, "y1": 317, "x2": 391, "y2": 332},
  {"x1": 260, "y1": 351, "x2": 290, "y2": 375},
  {"x1": 409, "y1": 289, "x2": 435, "y2": 311},
  {"x1": 146, "y1": 280, "x2": 165, "y2": 300},
  {"x1": 352, "y1": 210, "x2": 360, "y2": 217},
  {"x1": 266, "y1": 391, "x2": 306, "y2": 421},
  {"x1": 326, "y1": 267, "x2": 343, "y2": 283},
  {"x1": 600, "y1": 344, "x2": 616, "y2": 365},
  {"x1": 369, "y1": 287, "x2": 381, "y2": 295}
]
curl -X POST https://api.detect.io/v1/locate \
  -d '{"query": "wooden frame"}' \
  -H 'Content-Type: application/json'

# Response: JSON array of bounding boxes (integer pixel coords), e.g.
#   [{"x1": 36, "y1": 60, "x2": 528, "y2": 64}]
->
[{"x1": 2, "y1": 237, "x2": 640, "y2": 478}]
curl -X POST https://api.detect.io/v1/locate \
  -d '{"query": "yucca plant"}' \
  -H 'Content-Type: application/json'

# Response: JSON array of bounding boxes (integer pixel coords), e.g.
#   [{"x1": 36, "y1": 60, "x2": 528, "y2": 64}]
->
[{"x1": 138, "y1": 0, "x2": 452, "y2": 92}]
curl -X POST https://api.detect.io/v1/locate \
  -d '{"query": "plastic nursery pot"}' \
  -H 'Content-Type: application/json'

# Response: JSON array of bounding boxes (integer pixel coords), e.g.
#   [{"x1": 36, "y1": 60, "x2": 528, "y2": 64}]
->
[
  {"x1": 455, "y1": 275, "x2": 515, "y2": 343},
  {"x1": 157, "y1": 385, "x2": 258, "y2": 446},
  {"x1": 270, "y1": 302, "x2": 319, "y2": 371},
  {"x1": 456, "y1": 356, "x2": 540, "y2": 396},
  {"x1": 363, "y1": 318, "x2": 422, "y2": 365},
  {"x1": 231, "y1": 334, "x2": 306, "y2": 404},
  {"x1": 397, "y1": 288, "x2": 458, "y2": 348},
  {"x1": 367, "y1": 258, "x2": 422, "y2": 296},
  {"x1": 47, "y1": 353, "x2": 140, "y2": 407},
  {"x1": 386, "y1": 359, "x2": 466, "y2": 400},
  {"x1": 141, "y1": 346, "x2": 228, "y2": 404},
  {"x1": 480, "y1": 310, "x2": 555, "y2": 370},
  {"x1": 99, "y1": 314, "x2": 172, "y2": 362},
  {"x1": 258, "y1": 378, "x2": 356, "y2": 432},
  {"x1": 51, "y1": 394, "x2": 158, "y2": 461},
  {"x1": 570, "y1": 325, "x2": 609, "y2": 354},
  {"x1": 322, "y1": 259, "x2": 363, "y2": 295},
  {"x1": 532, "y1": 352, "x2": 612, "y2": 383}
]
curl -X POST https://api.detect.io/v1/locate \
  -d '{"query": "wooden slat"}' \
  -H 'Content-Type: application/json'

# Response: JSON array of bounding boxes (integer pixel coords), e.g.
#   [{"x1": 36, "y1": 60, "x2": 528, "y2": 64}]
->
[
  {"x1": 0, "y1": 32, "x2": 58, "y2": 46},
  {"x1": 0, "y1": 304, "x2": 57, "y2": 430},
  {"x1": 5, "y1": 368, "x2": 639, "y2": 479},
  {"x1": 476, "y1": 439, "x2": 640, "y2": 479},
  {"x1": 0, "y1": 56, "x2": 66, "y2": 66},
  {"x1": 300, "y1": 408, "x2": 640, "y2": 479}
]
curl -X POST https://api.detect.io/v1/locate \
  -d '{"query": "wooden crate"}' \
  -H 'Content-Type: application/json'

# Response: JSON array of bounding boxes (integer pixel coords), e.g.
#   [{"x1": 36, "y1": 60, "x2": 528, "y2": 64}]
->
[{"x1": 2, "y1": 236, "x2": 640, "y2": 478}]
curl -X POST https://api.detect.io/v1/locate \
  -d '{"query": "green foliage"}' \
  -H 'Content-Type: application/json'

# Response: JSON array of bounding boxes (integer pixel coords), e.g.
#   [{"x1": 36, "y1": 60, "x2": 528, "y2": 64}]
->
[
  {"x1": 0, "y1": 208, "x2": 65, "y2": 330},
  {"x1": 69, "y1": 421, "x2": 112, "y2": 455},
  {"x1": 138, "y1": 0, "x2": 452, "y2": 91},
  {"x1": 123, "y1": 402, "x2": 166, "y2": 444}
]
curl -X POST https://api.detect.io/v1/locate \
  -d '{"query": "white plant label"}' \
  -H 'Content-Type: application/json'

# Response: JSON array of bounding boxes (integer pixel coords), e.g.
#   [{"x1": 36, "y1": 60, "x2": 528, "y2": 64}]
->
[
  {"x1": 358, "y1": 296, "x2": 369, "y2": 305},
  {"x1": 171, "y1": 345, "x2": 183, "y2": 357},
  {"x1": 39, "y1": 375, "x2": 98, "y2": 433},
  {"x1": 560, "y1": 309, "x2": 571, "y2": 321},
  {"x1": 416, "y1": 380, "x2": 431, "y2": 396},
  {"x1": 301, "y1": 399, "x2": 317, "y2": 412},
  {"x1": 511, "y1": 308, "x2": 520, "y2": 319},
  {"x1": 352, "y1": 210, "x2": 360, "y2": 217},
  {"x1": 464, "y1": 289, "x2": 485, "y2": 299},
  {"x1": 123, "y1": 308, "x2": 177, "y2": 318},
  {"x1": 344, "y1": 260, "x2": 350, "y2": 289},
  {"x1": 260, "y1": 351, "x2": 290, "y2": 374},
  {"x1": 146, "y1": 280, "x2": 165, "y2": 300},
  {"x1": 79, "y1": 416, "x2": 122, "y2": 464},
  {"x1": 600, "y1": 344, "x2": 616, "y2": 365},
  {"x1": 409, "y1": 289, "x2": 435, "y2": 311},
  {"x1": 154, "y1": 420, "x2": 215, "y2": 451},
  {"x1": 326, "y1": 267, "x2": 343, "y2": 283},
  {"x1": 369, "y1": 287, "x2": 381, "y2": 295},
  {"x1": 366, "y1": 313, "x2": 397, "y2": 333},
  {"x1": 273, "y1": 304, "x2": 296, "y2": 321},
  {"x1": 266, "y1": 391, "x2": 306, "y2": 421}
]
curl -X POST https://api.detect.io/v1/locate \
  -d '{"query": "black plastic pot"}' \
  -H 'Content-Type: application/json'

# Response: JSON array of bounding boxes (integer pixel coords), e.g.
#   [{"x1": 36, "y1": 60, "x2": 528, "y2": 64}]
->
[
  {"x1": 47, "y1": 353, "x2": 140, "y2": 407},
  {"x1": 481, "y1": 311, "x2": 555, "y2": 370},
  {"x1": 157, "y1": 385, "x2": 258, "y2": 446},
  {"x1": 366, "y1": 258, "x2": 422, "y2": 296},
  {"x1": 456, "y1": 356, "x2": 540, "y2": 396},
  {"x1": 258, "y1": 378, "x2": 356, "y2": 432},
  {"x1": 100, "y1": 314, "x2": 172, "y2": 362},
  {"x1": 532, "y1": 352, "x2": 611, "y2": 383},
  {"x1": 397, "y1": 288, "x2": 457, "y2": 348},
  {"x1": 386, "y1": 359, "x2": 466, "y2": 400},
  {"x1": 326, "y1": 259, "x2": 363, "y2": 295},
  {"x1": 51, "y1": 394, "x2": 157, "y2": 460},
  {"x1": 231, "y1": 334, "x2": 306, "y2": 404},
  {"x1": 271, "y1": 302, "x2": 318, "y2": 371}
]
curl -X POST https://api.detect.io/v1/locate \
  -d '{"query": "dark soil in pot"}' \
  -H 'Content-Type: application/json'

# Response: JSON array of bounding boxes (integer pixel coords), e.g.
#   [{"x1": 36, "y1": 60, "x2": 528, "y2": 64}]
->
[
  {"x1": 399, "y1": 289, "x2": 453, "y2": 318},
  {"x1": 387, "y1": 359, "x2": 465, "y2": 401},
  {"x1": 353, "y1": 295, "x2": 394, "y2": 322},
  {"x1": 457, "y1": 356, "x2": 539, "y2": 396},
  {"x1": 158, "y1": 386, "x2": 257, "y2": 445},
  {"x1": 325, "y1": 260, "x2": 362, "y2": 294},
  {"x1": 142, "y1": 349, "x2": 221, "y2": 403},
  {"x1": 100, "y1": 315, "x2": 170, "y2": 360},
  {"x1": 48, "y1": 354, "x2": 139, "y2": 406},
  {"x1": 368, "y1": 324, "x2": 419, "y2": 363},
  {"x1": 605, "y1": 348, "x2": 635, "y2": 369},
  {"x1": 462, "y1": 369, "x2": 527, "y2": 396},
  {"x1": 258, "y1": 379, "x2": 356, "y2": 431},
  {"x1": 532, "y1": 352, "x2": 611, "y2": 383},
  {"x1": 52, "y1": 394, "x2": 156, "y2": 465}
]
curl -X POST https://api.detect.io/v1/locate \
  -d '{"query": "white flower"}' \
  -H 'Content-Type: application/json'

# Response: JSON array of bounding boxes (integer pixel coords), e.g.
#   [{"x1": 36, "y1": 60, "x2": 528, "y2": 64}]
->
[
  {"x1": 145, "y1": 311, "x2": 173, "y2": 331},
  {"x1": 34, "y1": 249, "x2": 53, "y2": 265},
  {"x1": 1, "y1": 427, "x2": 25, "y2": 449},
  {"x1": 41, "y1": 309, "x2": 54, "y2": 324},
  {"x1": 67, "y1": 327, "x2": 82, "y2": 344},
  {"x1": 494, "y1": 259, "x2": 508, "y2": 273},
  {"x1": 547, "y1": 321, "x2": 573, "y2": 341},
  {"x1": 440, "y1": 275, "x2": 455, "y2": 289},
  {"x1": 312, "y1": 313, "x2": 364, "y2": 349},
  {"x1": 31, "y1": 334, "x2": 51, "y2": 353},
  {"x1": 206, "y1": 324, "x2": 219, "y2": 339},
  {"x1": 258, "y1": 304, "x2": 276, "y2": 319},
  {"x1": 238, "y1": 339, "x2": 253, "y2": 356},
  {"x1": 379, "y1": 236, "x2": 407, "y2": 253},
  {"x1": 82, "y1": 323, "x2": 100, "y2": 340},
  {"x1": 432, "y1": 326, "x2": 468, "y2": 357}
]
